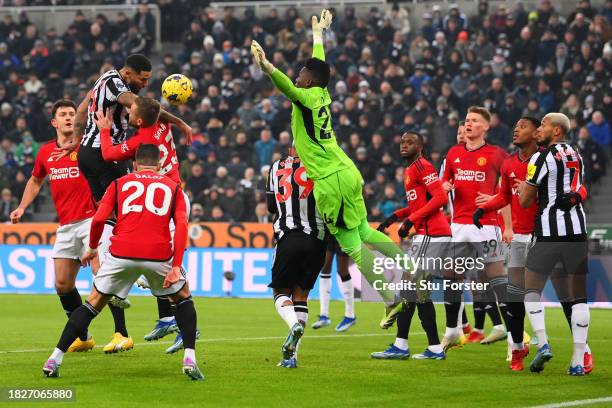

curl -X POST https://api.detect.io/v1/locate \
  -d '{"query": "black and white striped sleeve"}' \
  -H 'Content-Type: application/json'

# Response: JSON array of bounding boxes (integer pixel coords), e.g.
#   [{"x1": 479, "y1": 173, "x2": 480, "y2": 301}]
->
[
  {"x1": 107, "y1": 77, "x2": 130, "y2": 101},
  {"x1": 526, "y1": 151, "x2": 548, "y2": 187}
]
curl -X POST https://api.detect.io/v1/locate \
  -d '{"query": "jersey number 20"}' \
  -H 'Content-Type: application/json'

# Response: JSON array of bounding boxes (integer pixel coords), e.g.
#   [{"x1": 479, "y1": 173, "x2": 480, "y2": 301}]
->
[{"x1": 122, "y1": 181, "x2": 173, "y2": 216}]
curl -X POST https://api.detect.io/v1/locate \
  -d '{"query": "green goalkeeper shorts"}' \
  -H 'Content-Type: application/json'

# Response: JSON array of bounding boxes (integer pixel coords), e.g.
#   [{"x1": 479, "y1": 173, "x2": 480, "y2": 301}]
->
[{"x1": 313, "y1": 165, "x2": 367, "y2": 235}]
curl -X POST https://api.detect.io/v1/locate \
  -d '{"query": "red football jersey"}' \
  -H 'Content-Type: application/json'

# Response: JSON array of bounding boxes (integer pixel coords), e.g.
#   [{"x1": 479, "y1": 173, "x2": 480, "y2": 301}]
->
[
  {"x1": 100, "y1": 121, "x2": 181, "y2": 184},
  {"x1": 32, "y1": 141, "x2": 96, "y2": 225},
  {"x1": 99, "y1": 170, "x2": 186, "y2": 261},
  {"x1": 442, "y1": 143, "x2": 507, "y2": 225},
  {"x1": 394, "y1": 156, "x2": 451, "y2": 236},
  {"x1": 481, "y1": 152, "x2": 539, "y2": 234}
]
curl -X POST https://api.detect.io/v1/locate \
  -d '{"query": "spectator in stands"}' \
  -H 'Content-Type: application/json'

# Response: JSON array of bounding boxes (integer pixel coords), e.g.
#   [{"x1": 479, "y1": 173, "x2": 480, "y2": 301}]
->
[
  {"x1": 0, "y1": 187, "x2": 18, "y2": 222},
  {"x1": 578, "y1": 126, "x2": 607, "y2": 187},
  {"x1": 587, "y1": 111, "x2": 611, "y2": 152}
]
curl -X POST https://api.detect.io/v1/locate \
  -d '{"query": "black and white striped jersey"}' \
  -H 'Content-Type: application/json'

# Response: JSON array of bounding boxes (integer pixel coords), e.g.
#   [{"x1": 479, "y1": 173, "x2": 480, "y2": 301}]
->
[
  {"x1": 266, "y1": 156, "x2": 325, "y2": 241},
  {"x1": 81, "y1": 69, "x2": 131, "y2": 148},
  {"x1": 439, "y1": 157, "x2": 455, "y2": 217},
  {"x1": 526, "y1": 143, "x2": 586, "y2": 237}
]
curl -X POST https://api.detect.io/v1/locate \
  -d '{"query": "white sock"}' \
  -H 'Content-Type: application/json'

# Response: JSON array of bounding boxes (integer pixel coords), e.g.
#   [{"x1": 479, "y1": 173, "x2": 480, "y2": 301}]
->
[
  {"x1": 319, "y1": 276, "x2": 331, "y2": 317},
  {"x1": 340, "y1": 278, "x2": 355, "y2": 318},
  {"x1": 524, "y1": 293, "x2": 548, "y2": 346},
  {"x1": 444, "y1": 327, "x2": 458, "y2": 339},
  {"x1": 394, "y1": 337, "x2": 408, "y2": 350},
  {"x1": 428, "y1": 344, "x2": 443, "y2": 354},
  {"x1": 184, "y1": 348, "x2": 196, "y2": 362},
  {"x1": 275, "y1": 295, "x2": 299, "y2": 329},
  {"x1": 50, "y1": 348, "x2": 65, "y2": 365},
  {"x1": 571, "y1": 303, "x2": 590, "y2": 367},
  {"x1": 585, "y1": 344, "x2": 591, "y2": 354},
  {"x1": 160, "y1": 316, "x2": 174, "y2": 322}
]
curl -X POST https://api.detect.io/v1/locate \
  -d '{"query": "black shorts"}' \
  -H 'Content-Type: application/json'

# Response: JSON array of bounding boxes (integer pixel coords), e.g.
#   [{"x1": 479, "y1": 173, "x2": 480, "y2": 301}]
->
[
  {"x1": 270, "y1": 231, "x2": 326, "y2": 290},
  {"x1": 78, "y1": 145, "x2": 129, "y2": 201},
  {"x1": 326, "y1": 235, "x2": 348, "y2": 257},
  {"x1": 526, "y1": 235, "x2": 588, "y2": 276}
]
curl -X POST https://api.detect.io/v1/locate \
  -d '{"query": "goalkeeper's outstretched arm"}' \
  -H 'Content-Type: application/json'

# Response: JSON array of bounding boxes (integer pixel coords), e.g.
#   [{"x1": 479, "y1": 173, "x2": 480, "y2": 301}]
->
[{"x1": 311, "y1": 9, "x2": 332, "y2": 61}]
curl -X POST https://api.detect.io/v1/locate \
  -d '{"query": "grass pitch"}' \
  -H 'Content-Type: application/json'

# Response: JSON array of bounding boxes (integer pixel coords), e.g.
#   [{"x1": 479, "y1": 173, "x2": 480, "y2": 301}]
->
[{"x1": 1, "y1": 294, "x2": 611, "y2": 408}]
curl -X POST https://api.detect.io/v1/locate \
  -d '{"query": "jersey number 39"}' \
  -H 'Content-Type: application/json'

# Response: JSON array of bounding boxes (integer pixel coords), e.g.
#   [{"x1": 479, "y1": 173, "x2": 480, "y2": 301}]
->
[{"x1": 275, "y1": 167, "x2": 314, "y2": 203}]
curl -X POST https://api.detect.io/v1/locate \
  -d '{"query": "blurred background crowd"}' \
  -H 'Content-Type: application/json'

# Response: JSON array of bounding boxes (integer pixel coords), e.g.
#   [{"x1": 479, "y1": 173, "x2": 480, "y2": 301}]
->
[{"x1": 0, "y1": 0, "x2": 610, "y2": 223}]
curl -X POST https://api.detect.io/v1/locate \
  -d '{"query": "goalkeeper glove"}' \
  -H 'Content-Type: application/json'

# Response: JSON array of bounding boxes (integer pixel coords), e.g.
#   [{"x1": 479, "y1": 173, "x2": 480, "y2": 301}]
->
[
  {"x1": 312, "y1": 9, "x2": 332, "y2": 43},
  {"x1": 377, "y1": 213, "x2": 398, "y2": 232},
  {"x1": 398, "y1": 219, "x2": 414, "y2": 238},
  {"x1": 250, "y1": 40, "x2": 274, "y2": 74},
  {"x1": 555, "y1": 191, "x2": 582, "y2": 211},
  {"x1": 472, "y1": 208, "x2": 485, "y2": 229}
]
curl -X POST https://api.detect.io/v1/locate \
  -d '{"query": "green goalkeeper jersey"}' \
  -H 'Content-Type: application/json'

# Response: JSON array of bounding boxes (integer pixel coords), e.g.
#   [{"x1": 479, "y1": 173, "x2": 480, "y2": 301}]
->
[{"x1": 269, "y1": 43, "x2": 355, "y2": 180}]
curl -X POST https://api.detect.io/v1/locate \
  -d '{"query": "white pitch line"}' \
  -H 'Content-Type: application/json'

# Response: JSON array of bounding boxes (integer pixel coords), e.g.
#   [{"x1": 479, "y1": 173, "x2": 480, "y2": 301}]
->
[
  {"x1": 0, "y1": 332, "x2": 423, "y2": 354},
  {"x1": 525, "y1": 396, "x2": 612, "y2": 408}
]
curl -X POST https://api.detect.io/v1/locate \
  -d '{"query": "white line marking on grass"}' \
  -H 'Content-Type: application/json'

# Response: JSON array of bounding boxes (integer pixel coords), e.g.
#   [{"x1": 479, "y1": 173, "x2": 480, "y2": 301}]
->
[
  {"x1": 0, "y1": 332, "x2": 424, "y2": 354},
  {"x1": 525, "y1": 396, "x2": 612, "y2": 408}
]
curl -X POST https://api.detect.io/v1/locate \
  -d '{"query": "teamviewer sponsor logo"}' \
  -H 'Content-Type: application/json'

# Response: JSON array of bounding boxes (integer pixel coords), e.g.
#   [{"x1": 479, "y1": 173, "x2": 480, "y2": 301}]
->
[
  {"x1": 455, "y1": 168, "x2": 485, "y2": 182},
  {"x1": 49, "y1": 167, "x2": 80, "y2": 180}
]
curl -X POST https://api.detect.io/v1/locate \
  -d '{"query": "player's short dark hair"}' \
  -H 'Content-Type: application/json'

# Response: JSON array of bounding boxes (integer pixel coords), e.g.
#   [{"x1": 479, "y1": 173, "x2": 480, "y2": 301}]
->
[
  {"x1": 468, "y1": 106, "x2": 491, "y2": 123},
  {"x1": 135, "y1": 97, "x2": 160, "y2": 127},
  {"x1": 135, "y1": 143, "x2": 160, "y2": 166},
  {"x1": 51, "y1": 99, "x2": 76, "y2": 118},
  {"x1": 403, "y1": 131, "x2": 424, "y2": 145},
  {"x1": 125, "y1": 54, "x2": 152, "y2": 73},
  {"x1": 304, "y1": 57, "x2": 330, "y2": 88},
  {"x1": 520, "y1": 116, "x2": 541, "y2": 129}
]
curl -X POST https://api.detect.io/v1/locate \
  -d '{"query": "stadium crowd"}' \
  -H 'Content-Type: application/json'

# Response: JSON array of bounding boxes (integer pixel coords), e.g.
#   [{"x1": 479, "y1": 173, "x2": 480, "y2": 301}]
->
[{"x1": 0, "y1": 0, "x2": 611, "y2": 223}]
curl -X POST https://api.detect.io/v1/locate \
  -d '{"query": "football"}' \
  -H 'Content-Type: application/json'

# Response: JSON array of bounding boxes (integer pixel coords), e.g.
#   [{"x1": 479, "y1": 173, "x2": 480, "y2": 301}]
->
[{"x1": 161, "y1": 74, "x2": 192, "y2": 105}]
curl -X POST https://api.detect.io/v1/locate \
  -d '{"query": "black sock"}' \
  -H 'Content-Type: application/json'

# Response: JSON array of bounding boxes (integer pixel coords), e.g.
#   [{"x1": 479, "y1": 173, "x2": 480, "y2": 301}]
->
[
  {"x1": 561, "y1": 301, "x2": 574, "y2": 330},
  {"x1": 490, "y1": 276, "x2": 510, "y2": 329},
  {"x1": 58, "y1": 288, "x2": 87, "y2": 341},
  {"x1": 417, "y1": 301, "x2": 440, "y2": 345},
  {"x1": 461, "y1": 308, "x2": 468, "y2": 326},
  {"x1": 157, "y1": 297, "x2": 174, "y2": 319},
  {"x1": 109, "y1": 303, "x2": 128, "y2": 337},
  {"x1": 396, "y1": 302, "x2": 416, "y2": 340},
  {"x1": 473, "y1": 302, "x2": 486, "y2": 330},
  {"x1": 484, "y1": 302, "x2": 502, "y2": 326},
  {"x1": 507, "y1": 284, "x2": 526, "y2": 344},
  {"x1": 444, "y1": 287, "x2": 462, "y2": 328},
  {"x1": 175, "y1": 297, "x2": 197, "y2": 349},
  {"x1": 57, "y1": 302, "x2": 98, "y2": 352}
]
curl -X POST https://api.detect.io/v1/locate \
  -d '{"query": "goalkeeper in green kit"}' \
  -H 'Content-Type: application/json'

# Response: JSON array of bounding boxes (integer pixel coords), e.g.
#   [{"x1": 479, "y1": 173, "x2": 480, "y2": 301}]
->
[{"x1": 251, "y1": 9, "x2": 406, "y2": 328}]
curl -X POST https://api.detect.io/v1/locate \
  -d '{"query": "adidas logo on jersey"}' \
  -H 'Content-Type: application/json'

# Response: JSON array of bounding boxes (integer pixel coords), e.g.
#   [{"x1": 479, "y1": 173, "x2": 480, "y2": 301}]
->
[{"x1": 454, "y1": 158, "x2": 460, "y2": 163}]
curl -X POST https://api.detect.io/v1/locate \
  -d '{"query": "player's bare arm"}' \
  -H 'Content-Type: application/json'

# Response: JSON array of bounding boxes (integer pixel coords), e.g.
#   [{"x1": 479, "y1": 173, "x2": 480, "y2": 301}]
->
[
  {"x1": 518, "y1": 181, "x2": 537, "y2": 208},
  {"x1": 159, "y1": 109, "x2": 192, "y2": 145},
  {"x1": 500, "y1": 205, "x2": 513, "y2": 244},
  {"x1": 10, "y1": 176, "x2": 45, "y2": 223}
]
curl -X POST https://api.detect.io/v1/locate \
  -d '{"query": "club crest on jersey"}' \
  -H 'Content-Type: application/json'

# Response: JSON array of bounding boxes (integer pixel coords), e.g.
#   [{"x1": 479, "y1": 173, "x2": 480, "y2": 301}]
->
[
  {"x1": 70, "y1": 151, "x2": 78, "y2": 161},
  {"x1": 477, "y1": 157, "x2": 487, "y2": 166}
]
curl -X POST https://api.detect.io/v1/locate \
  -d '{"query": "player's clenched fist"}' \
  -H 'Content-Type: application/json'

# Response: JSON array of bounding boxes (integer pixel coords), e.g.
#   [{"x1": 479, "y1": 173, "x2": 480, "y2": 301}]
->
[
  {"x1": 163, "y1": 266, "x2": 182, "y2": 288},
  {"x1": 250, "y1": 40, "x2": 274, "y2": 74},
  {"x1": 10, "y1": 207, "x2": 25, "y2": 224}
]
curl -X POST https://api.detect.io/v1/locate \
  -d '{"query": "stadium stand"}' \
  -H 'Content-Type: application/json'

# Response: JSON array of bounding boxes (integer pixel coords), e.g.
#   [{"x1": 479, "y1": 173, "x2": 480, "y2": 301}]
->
[{"x1": 0, "y1": 0, "x2": 610, "y2": 223}]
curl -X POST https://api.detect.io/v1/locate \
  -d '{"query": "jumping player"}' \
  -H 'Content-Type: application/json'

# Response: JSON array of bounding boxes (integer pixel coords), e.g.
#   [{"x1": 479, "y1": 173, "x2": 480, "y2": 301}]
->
[{"x1": 252, "y1": 10, "x2": 408, "y2": 327}]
